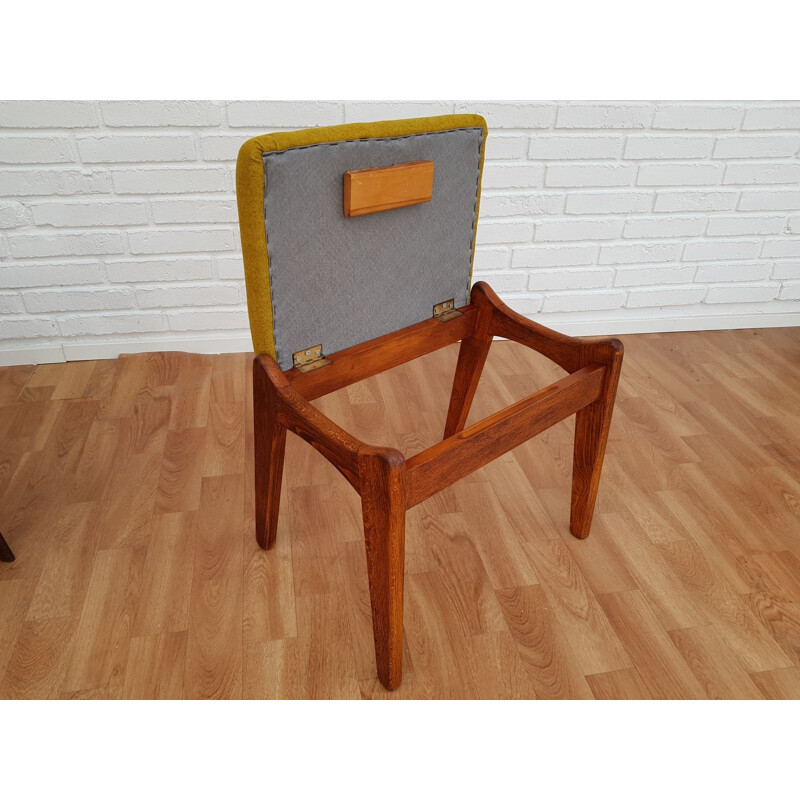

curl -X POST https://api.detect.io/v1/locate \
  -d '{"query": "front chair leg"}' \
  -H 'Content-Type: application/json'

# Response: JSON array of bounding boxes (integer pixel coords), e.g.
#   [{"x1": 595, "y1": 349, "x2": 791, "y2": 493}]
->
[
  {"x1": 570, "y1": 338, "x2": 624, "y2": 539},
  {"x1": 253, "y1": 357, "x2": 287, "y2": 550},
  {"x1": 358, "y1": 446, "x2": 407, "y2": 690}
]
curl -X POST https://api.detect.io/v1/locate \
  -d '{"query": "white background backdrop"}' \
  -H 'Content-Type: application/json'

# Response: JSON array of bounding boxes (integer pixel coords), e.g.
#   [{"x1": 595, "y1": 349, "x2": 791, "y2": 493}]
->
[{"x1": 1, "y1": 99, "x2": 799, "y2": 366}]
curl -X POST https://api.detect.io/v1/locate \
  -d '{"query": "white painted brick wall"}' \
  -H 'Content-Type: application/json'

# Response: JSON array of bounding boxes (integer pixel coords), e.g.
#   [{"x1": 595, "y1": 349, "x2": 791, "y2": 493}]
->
[{"x1": 0, "y1": 100, "x2": 798, "y2": 365}]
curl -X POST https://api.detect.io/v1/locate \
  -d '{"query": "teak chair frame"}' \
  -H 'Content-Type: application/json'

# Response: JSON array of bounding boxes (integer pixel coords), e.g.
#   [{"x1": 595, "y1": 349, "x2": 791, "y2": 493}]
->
[{"x1": 254, "y1": 280, "x2": 623, "y2": 690}]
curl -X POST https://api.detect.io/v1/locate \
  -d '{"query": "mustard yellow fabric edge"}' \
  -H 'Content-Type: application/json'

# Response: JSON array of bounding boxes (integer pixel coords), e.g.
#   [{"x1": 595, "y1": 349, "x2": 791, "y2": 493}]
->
[{"x1": 235, "y1": 113, "x2": 488, "y2": 356}]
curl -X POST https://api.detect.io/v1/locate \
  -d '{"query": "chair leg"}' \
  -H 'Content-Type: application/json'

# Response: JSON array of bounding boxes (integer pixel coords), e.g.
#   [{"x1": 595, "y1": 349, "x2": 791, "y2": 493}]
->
[
  {"x1": 358, "y1": 447, "x2": 406, "y2": 690},
  {"x1": 443, "y1": 319, "x2": 493, "y2": 439},
  {"x1": 253, "y1": 358, "x2": 287, "y2": 550},
  {"x1": 0, "y1": 532, "x2": 14, "y2": 563},
  {"x1": 570, "y1": 339, "x2": 624, "y2": 539}
]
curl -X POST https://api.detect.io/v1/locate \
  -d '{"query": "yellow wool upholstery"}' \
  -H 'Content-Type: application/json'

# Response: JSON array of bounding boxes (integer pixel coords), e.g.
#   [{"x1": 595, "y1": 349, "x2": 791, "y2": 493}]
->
[{"x1": 235, "y1": 113, "x2": 488, "y2": 357}]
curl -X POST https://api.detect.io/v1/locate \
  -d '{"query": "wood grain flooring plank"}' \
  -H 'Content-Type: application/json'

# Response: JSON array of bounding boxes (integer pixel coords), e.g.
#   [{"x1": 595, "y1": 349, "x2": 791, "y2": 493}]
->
[
  {"x1": 133, "y1": 512, "x2": 197, "y2": 637},
  {"x1": 59, "y1": 687, "x2": 124, "y2": 700},
  {"x1": 657, "y1": 540, "x2": 793, "y2": 673},
  {"x1": 29, "y1": 397, "x2": 101, "y2": 492},
  {"x1": 122, "y1": 631, "x2": 187, "y2": 699},
  {"x1": 243, "y1": 593, "x2": 359, "y2": 700},
  {"x1": 670, "y1": 464, "x2": 786, "y2": 556},
  {"x1": 0, "y1": 364, "x2": 35, "y2": 406},
  {"x1": 82, "y1": 359, "x2": 118, "y2": 399},
  {"x1": 51, "y1": 360, "x2": 97, "y2": 400},
  {"x1": 598, "y1": 590, "x2": 707, "y2": 700},
  {"x1": 4, "y1": 397, "x2": 54, "y2": 443},
  {"x1": 62, "y1": 545, "x2": 147, "y2": 693},
  {"x1": 242, "y1": 639, "x2": 288, "y2": 700},
  {"x1": 426, "y1": 511, "x2": 508, "y2": 637},
  {"x1": 97, "y1": 448, "x2": 163, "y2": 550},
  {"x1": 68, "y1": 420, "x2": 119, "y2": 502},
  {"x1": 557, "y1": 512, "x2": 638, "y2": 596},
  {"x1": 0, "y1": 403, "x2": 17, "y2": 444},
  {"x1": 242, "y1": 485, "x2": 297, "y2": 644},
  {"x1": 737, "y1": 551, "x2": 800, "y2": 604},
  {"x1": 0, "y1": 579, "x2": 36, "y2": 684},
  {"x1": 288, "y1": 485, "x2": 348, "y2": 598},
  {"x1": 24, "y1": 363, "x2": 63, "y2": 390},
  {"x1": 481, "y1": 458, "x2": 563, "y2": 542},
  {"x1": 202, "y1": 400, "x2": 245, "y2": 477},
  {"x1": 397, "y1": 572, "x2": 477, "y2": 699},
  {"x1": 0, "y1": 490, "x2": 69, "y2": 585},
  {"x1": 155, "y1": 427, "x2": 208, "y2": 514},
  {"x1": 749, "y1": 667, "x2": 800, "y2": 700},
  {"x1": 745, "y1": 592, "x2": 800, "y2": 670},
  {"x1": 116, "y1": 390, "x2": 171, "y2": 458},
  {"x1": 496, "y1": 584, "x2": 593, "y2": 699},
  {"x1": 209, "y1": 352, "x2": 248, "y2": 405},
  {"x1": 0, "y1": 616, "x2": 79, "y2": 699},
  {"x1": 655, "y1": 488, "x2": 753, "y2": 595},
  {"x1": 668, "y1": 625, "x2": 762, "y2": 699},
  {"x1": 463, "y1": 631, "x2": 540, "y2": 700},
  {"x1": 512, "y1": 425, "x2": 575, "y2": 492},
  {"x1": 586, "y1": 668, "x2": 653, "y2": 700},
  {"x1": 164, "y1": 363, "x2": 212, "y2": 431},
  {"x1": 0, "y1": 447, "x2": 40, "y2": 517},
  {"x1": 536, "y1": 488, "x2": 637, "y2": 595},
  {"x1": 451, "y1": 482, "x2": 540, "y2": 590},
  {"x1": 183, "y1": 474, "x2": 244, "y2": 699},
  {"x1": 321, "y1": 481, "x2": 365, "y2": 543},
  {"x1": 26, "y1": 502, "x2": 101, "y2": 622},
  {"x1": 337, "y1": 538, "x2": 385, "y2": 682},
  {"x1": 100, "y1": 355, "x2": 151, "y2": 420},
  {"x1": 522, "y1": 538, "x2": 632, "y2": 675},
  {"x1": 1, "y1": 330, "x2": 799, "y2": 700},
  {"x1": 600, "y1": 512, "x2": 707, "y2": 631}
]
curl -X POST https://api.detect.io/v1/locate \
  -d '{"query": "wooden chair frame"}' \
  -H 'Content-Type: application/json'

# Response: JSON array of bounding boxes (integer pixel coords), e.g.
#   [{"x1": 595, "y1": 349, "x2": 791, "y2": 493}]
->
[{"x1": 254, "y1": 281, "x2": 623, "y2": 690}]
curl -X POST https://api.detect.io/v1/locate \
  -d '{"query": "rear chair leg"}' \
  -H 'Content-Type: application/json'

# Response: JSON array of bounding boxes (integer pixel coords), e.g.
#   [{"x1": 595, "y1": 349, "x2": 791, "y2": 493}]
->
[
  {"x1": 358, "y1": 447, "x2": 406, "y2": 690},
  {"x1": 443, "y1": 307, "x2": 493, "y2": 439},
  {"x1": 253, "y1": 358, "x2": 287, "y2": 550},
  {"x1": 570, "y1": 339, "x2": 624, "y2": 539}
]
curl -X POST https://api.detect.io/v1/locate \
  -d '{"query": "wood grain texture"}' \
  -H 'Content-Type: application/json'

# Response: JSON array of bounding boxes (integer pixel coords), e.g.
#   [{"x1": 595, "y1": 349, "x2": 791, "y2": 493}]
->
[
  {"x1": 184, "y1": 474, "x2": 244, "y2": 699},
  {"x1": 252, "y1": 280, "x2": 617, "y2": 688},
  {"x1": 443, "y1": 290, "x2": 493, "y2": 438},
  {"x1": 1, "y1": 324, "x2": 798, "y2": 698},
  {"x1": 406, "y1": 365, "x2": 604, "y2": 508},
  {"x1": 344, "y1": 159, "x2": 434, "y2": 217},
  {"x1": 286, "y1": 305, "x2": 476, "y2": 401},
  {"x1": 586, "y1": 668, "x2": 653, "y2": 700},
  {"x1": 358, "y1": 446, "x2": 407, "y2": 690},
  {"x1": 253, "y1": 356, "x2": 287, "y2": 549},
  {"x1": 571, "y1": 337, "x2": 624, "y2": 539}
]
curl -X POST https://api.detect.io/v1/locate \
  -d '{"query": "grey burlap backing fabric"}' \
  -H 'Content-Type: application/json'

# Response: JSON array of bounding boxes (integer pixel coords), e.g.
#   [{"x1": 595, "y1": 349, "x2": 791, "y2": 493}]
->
[{"x1": 262, "y1": 126, "x2": 484, "y2": 370}]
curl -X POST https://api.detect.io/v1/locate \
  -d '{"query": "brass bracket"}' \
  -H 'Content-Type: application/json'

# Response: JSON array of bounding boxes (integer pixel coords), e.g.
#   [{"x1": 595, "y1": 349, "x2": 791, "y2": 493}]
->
[
  {"x1": 292, "y1": 344, "x2": 331, "y2": 373},
  {"x1": 433, "y1": 299, "x2": 462, "y2": 322}
]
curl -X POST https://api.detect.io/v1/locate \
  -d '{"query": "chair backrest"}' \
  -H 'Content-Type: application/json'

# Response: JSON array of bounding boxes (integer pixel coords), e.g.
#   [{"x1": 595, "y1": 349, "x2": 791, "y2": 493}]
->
[{"x1": 236, "y1": 114, "x2": 487, "y2": 370}]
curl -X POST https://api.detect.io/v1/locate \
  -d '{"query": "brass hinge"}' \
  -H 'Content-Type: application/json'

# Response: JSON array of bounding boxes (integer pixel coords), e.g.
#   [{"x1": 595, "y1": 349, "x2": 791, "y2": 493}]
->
[
  {"x1": 292, "y1": 344, "x2": 331, "y2": 373},
  {"x1": 433, "y1": 299, "x2": 462, "y2": 322}
]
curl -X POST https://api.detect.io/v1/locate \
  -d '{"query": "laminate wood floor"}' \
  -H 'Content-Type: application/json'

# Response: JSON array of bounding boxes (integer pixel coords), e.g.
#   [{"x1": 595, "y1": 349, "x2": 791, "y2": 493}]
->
[{"x1": 1, "y1": 328, "x2": 799, "y2": 699}]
